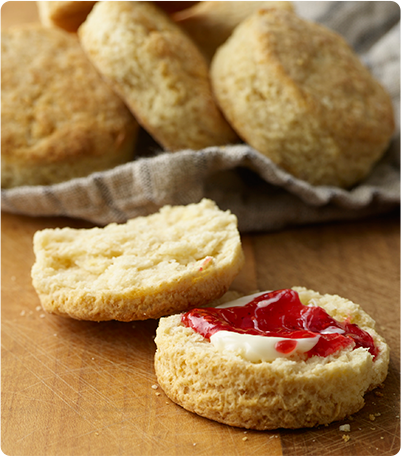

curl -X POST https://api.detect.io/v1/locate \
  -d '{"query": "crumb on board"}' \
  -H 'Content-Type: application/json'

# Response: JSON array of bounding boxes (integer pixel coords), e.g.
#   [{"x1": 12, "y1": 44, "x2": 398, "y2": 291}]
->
[
  {"x1": 369, "y1": 414, "x2": 376, "y2": 421},
  {"x1": 342, "y1": 435, "x2": 351, "y2": 442},
  {"x1": 151, "y1": 384, "x2": 158, "y2": 390},
  {"x1": 242, "y1": 436, "x2": 248, "y2": 441},
  {"x1": 339, "y1": 424, "x2": 351, "y2": 432}
]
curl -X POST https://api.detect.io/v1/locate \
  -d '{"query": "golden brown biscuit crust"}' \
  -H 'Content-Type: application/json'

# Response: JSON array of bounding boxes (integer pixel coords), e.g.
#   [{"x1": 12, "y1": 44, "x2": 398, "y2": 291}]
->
[
  {"x1": 78, "y1": 1, "x2": 237, "y2": 152},
  {"x1": 1, "y1": 25, "x2": 138, "y2": 188},
  {"x1": 154, "y1": 287, "x2": 390, "y2": 430},
  {"x1": 211, "y1": 9, "x2": 395, "y2": 187}
]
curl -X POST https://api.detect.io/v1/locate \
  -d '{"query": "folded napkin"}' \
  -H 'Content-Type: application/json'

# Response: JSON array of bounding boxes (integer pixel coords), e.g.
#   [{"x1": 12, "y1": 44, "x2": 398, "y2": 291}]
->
[{"x1": 2, "y1": 1, "x2": 399, "y2": 232}]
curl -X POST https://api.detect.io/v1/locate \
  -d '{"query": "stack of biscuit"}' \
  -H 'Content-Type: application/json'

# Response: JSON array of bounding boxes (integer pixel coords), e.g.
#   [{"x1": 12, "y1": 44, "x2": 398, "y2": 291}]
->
[{"x1": 1, "y1": 1, "x2": 394, "y2": 189}]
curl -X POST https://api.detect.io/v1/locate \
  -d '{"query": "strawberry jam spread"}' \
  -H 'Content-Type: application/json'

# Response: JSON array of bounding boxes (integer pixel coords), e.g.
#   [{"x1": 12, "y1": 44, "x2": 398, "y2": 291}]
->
[{"x1": 181, "y1": 289, "x2": 378, "y2": 359}]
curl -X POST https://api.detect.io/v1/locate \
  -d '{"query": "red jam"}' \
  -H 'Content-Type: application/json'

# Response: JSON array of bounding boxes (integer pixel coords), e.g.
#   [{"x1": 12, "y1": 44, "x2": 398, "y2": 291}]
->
[{"x1": 181, "y1": 289, "x2": 378, "y2": 358}]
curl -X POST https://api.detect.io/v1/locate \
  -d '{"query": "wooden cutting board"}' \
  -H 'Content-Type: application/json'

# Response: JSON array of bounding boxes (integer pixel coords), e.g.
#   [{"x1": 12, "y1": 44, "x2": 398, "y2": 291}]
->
[
  {"x1": 1, "y1": 2, "x2": 400, "y2": 455},
  {"x1": 2, "y1": 211, "x2": 400, "y2": 456}
]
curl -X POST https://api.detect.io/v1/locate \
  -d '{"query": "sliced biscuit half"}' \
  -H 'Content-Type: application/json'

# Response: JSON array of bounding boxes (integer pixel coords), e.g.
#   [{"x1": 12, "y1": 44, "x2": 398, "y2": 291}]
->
[
  {"x1": 31, "y1": 199, "x2": 245, "y2": 321},
  {"x1": 154, "y1": 287, "x2": 390, "y2": 429}
]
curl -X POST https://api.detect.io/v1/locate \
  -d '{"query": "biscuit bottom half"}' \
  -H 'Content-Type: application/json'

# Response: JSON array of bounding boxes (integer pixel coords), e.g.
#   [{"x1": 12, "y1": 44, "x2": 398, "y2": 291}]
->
[{"x1": 154, "y1": 287, "x2": 389, "y2": 430}]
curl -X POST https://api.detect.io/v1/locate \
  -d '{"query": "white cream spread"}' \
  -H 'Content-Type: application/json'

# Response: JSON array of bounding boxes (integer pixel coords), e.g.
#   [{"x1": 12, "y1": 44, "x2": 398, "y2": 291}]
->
[
  {"x1": 210, "y1": 331, "x2": 320, "y2": 362},
  {"x1": 209, "y1": 291, "x2": 320, "y2": 362}
]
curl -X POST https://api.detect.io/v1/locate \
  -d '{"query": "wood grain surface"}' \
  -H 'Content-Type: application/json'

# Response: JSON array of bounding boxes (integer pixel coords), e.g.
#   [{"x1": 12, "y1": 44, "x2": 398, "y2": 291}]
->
[
  {"x1": 2, "y1": 211, "x2": 400, "y2": 456},
  {"x1": 1, "y1": 3, "x2": 400, "y2": 456}
]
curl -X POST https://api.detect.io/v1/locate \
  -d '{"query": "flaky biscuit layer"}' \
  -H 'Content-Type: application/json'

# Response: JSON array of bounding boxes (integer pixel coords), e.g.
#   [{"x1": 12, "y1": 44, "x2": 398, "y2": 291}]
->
[{"x1": 31, "y1": 199, "x2": 244, "y2": 321}]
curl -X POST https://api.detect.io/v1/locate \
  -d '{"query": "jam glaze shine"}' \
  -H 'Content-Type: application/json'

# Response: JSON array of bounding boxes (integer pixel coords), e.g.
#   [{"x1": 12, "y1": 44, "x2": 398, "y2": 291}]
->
[{"x1": 181, "y1": 289, "x2": 378, "y2": 360}]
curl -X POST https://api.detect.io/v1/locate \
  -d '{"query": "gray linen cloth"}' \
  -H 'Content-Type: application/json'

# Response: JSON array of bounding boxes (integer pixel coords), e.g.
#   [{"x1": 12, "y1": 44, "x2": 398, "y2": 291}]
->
[{"x1": 2, "y1": 1, "x2": 399, "y2": 232}]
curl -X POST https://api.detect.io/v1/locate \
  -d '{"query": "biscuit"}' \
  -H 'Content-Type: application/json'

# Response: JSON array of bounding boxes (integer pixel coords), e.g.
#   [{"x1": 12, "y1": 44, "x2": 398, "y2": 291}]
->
[
  {"x1": 1, "y1": 25, "x2": 138, "y2": 188},
  {"x1": 37, "y1": 1, "x2": 97, "y2": 33},
  {"x1": 210, "y1": 9, "x2": 395, "y2": 187},
  {"x1": 154, "y1": 287, "x2": 390, "y2": 430},
  {"x1": 31, "y1": 199, "x2": 245, "y2": 322},
  {"x1": 78, "y1": 1, "x2": 237, "y2": 152},
  {"x1": 36, "y1": 0, "x2": 197, "y2": 32},
  {"x1": 173, "y1": 1, "x2": 294, "y2": 63}
]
